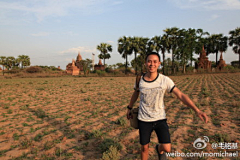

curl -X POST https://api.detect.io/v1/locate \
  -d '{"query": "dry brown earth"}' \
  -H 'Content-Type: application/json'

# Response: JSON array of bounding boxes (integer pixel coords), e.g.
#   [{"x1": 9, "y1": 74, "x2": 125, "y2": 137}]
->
[{"x1": 0, "y1": 73, "x2": 239, "y2": 159}]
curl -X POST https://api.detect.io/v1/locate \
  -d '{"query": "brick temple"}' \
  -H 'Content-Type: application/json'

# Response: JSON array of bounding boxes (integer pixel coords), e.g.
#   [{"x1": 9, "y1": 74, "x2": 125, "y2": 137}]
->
[
  {"x1": 195, "y1": 46, "x2": 211, "y2": 71},
  {"x1": 217, "y1": 52, "x2": 227, "y2": 70},
  {"x1": 94, "y1": 59, "x2": 105, "y2": 71},
  {"x1": 66, "y1": 52, "x2": 83, "y2": 75},
  {"x1": 66, "y1": 52, "x2": 105, "y2": 75}
]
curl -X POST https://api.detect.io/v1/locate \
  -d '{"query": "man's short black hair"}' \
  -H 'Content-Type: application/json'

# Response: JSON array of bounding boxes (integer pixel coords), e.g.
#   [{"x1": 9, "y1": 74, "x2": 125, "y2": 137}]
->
[{"x1": 145, "y1": 52, "x2": 160, "y2": 62}]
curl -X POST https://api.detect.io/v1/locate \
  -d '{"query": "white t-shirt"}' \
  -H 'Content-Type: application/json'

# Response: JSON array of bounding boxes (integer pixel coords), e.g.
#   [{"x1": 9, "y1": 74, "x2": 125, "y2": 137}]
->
[{"x1": 135, "y1": 73, "x2": 175, "y2": 122}]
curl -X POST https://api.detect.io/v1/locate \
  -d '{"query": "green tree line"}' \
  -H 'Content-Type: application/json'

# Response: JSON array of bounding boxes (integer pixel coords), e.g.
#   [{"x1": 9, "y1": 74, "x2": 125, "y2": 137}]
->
[
  {"x1": 97, "y1": 27, "x2": 240, "y2": 75},
  {"x1": 0, "y1": 55, "x2": 30, "y2": 75}
]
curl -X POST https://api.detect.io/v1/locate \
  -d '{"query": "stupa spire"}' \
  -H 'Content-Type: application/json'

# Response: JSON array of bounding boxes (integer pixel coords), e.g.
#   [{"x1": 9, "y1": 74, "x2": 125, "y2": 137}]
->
[
  {"x1": 76, "y1": 51, "x2": 82, "y2": 62},
  {"x1": 98, "y1": 59, "x2": 103, "y2": 65},
  {"x1": 201, "y1": 46, "x2": 206, "y2": 58},
  {"x1": 220, "y1": 52, "x2": 223, "y2": 60}
]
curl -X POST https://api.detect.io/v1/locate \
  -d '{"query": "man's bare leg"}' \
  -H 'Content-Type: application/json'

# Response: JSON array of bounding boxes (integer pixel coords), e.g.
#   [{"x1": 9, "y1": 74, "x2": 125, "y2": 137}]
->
[
  {"x1": 141, "y1": 144, "x2": 149, "y2": 160},
  {"x1": 158, "y1": 143, "x2": 171, "y2": 153}
]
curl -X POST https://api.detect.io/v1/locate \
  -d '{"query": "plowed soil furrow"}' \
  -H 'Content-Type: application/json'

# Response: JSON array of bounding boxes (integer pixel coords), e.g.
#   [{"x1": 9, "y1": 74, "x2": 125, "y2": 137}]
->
[
  {"x1": 220, "y1": 74, "x2": 240, "y2": 87},
  {"x1": 211, "y1": 74, "x2": 233, "y2": 100},
  {"x1": 0, "y1": 73, "x2": 239, "y2": 160},
  {"x1": 217, "y1": 75, "x2": 240, "y2": 93}
]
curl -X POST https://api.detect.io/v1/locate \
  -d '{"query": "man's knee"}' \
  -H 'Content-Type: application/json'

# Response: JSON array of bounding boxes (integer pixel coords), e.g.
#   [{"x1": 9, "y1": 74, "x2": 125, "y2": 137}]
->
[
  {"x1": 160, "y1": 143, "x2": 171, "y2": 153},
  {"x1": 164, "y1": 147, "x2": 171, "y2": 153},
  {"x1": 141, "y1": 144, "x2": 149, "y2": 153}
]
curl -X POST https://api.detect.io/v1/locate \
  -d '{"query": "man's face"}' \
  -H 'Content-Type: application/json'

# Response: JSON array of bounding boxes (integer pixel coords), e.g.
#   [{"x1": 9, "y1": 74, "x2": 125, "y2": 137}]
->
[{"x1": 145, "y1": 55, "x2": 161, "y2": 73}]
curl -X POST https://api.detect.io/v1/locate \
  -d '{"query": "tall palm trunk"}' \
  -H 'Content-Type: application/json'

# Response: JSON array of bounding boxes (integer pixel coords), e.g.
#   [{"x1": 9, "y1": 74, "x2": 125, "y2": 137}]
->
[
  {"x1": 216, "y1": 51, "x2": 218, "y2": 66},
  {"x1": 103, "y1": 52, "x2": 106, "y2": 66},
  {"x1": 191, "y1": 52, "x2": 193, "y2": 67},
  {"x1": 140, "y1": 56, "x2": 144, "y2": 73},
  {"x1": 125, "y1": 55, "x2": 128, "y2": 75},
  {"x1": 134, "y1": 52, "x2": 137, "y2": 75},
  {"x1": 2, "y1": 65, "x2": 5, "y2": 76},
  {"x1": 239, "y1": 53, "x2": 240, "y2": 69},
  {"x1": 172, "y1": 49, "x2": 175, "y2": 74},
  {"x1": 183, "y1": 64, "x2": 186, "y2": 73},
  {"x1": 162, "y1": 52, "x2": 165, "y2": 75},
  {"x1": 183, "y1": 55, "x2": 186, "y2": 74}
]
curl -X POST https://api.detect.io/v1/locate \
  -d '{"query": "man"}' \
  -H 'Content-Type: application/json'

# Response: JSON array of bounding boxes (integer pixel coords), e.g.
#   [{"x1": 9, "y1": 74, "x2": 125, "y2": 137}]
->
[{"x1": 126, "y1": 52, "x2": 208, "y2": 160}]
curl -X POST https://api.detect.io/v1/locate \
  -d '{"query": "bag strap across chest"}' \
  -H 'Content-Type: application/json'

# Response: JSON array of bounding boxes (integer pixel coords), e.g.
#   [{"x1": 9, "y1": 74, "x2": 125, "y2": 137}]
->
[{"x1": 135, "y1": 73, "x2": 143, "y2": 92}]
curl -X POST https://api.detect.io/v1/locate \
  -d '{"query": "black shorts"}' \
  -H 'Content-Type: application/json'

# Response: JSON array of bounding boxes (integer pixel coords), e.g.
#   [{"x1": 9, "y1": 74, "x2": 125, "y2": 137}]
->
[{"x1": 138, "y1": 119, "x2": 171, "y2": 145}]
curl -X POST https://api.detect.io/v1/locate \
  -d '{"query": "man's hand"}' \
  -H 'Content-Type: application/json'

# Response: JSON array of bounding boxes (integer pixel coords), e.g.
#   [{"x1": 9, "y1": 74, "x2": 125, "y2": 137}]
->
[
  {"x1": 127, "y1": 109, "x2": 133, "y2": 120},
  {"x1": 196, "y1": 111, "x2": 208, "y2": 123}
]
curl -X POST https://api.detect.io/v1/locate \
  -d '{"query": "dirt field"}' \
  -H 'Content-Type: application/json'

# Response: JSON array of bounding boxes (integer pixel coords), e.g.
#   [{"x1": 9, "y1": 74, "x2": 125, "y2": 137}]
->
[{"x1": 0, "y1": 73, "x2": 239, "y2": 160}]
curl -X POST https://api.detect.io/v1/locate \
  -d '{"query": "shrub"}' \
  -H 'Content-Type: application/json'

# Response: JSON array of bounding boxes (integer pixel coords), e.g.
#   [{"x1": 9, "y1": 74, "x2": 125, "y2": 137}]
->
[
  {"x1": 7, "y1": 109, "x2": 13, "y2": 114},
  {"x1": 116, "y1": 117, "x2": 127, "y2": 126},
  {"x1": 55, "y1": 147, "x2": 73, "y2": 158},
  {"x1": 8, "y1": 68, "x2": 21, "y2": 74},
  {"x1": 186, "y1": 66, "x2": 195, "y2": 73},
  {"x1": 34, "y1": 108, "x2": 48, "y2": 118},
  {"x1": 224, "y1": 65, "x2": 239, "y2": 72},
  {"x1": 13, "y1": 133, "x2": 20, "y2": 140},
  {"x1": 99, "y1": 138, "x2": 122, "y2": 153},
  {"x1": 105, "y1": 67, "x2": 114, "y2": 73},
  {"x1": 212, "y1": 133, "x2": 231, "y2": 142},
  {"x1": 91, "y1": 70, "x2": 96, "y2": 73},
  {"x1": 197, "y1": 68, "x2": 205, "y2": 73},
  {"x1": 96, "y1": 70, "x2": 106, "y2": 76},
  {"x1": 92, "y1": 129, "x2": 103, "y2": 138},
  {"x1": 201, "y1": 87, "x2": 210, "y2": 97},
  {"x1": 38, "y1": 65, "x2": 62, "y2": 71},
  {"x1": 34, "y1": 133, "x2": 43, "y2": 141},
  {"x1": 224, "y1": 65, "x2": 234, "y2": 70},
  {"x1": 19, "y1": 137, "x2": 32, "y2": 149},
  {"x1": 25, "y1": 66, "x2": 42, "y2": 73},
  {"x1": 101, "y1": 145, "x2": 120, "y2": 160},
  {"x1": 119, "y1": 67, "x2": 131, "y2": 74}
]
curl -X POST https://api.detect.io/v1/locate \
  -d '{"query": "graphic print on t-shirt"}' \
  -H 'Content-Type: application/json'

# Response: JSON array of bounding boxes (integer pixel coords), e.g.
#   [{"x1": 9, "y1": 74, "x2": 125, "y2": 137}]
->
[{"x1": 140, "y1": 86, "x2": 164, "y2": 109}]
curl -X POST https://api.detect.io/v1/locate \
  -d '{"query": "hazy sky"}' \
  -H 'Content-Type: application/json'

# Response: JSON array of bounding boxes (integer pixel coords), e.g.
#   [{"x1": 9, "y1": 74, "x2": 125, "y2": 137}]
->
[{"x1": 0, "y1": 0, "x2": 240, "y2": 69}]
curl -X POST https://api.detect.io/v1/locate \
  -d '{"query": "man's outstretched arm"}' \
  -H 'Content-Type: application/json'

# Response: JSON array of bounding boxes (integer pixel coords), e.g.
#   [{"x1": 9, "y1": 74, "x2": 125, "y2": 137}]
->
[{"x1": 172, "y1": 87, "x2": 208, "y2": 123}]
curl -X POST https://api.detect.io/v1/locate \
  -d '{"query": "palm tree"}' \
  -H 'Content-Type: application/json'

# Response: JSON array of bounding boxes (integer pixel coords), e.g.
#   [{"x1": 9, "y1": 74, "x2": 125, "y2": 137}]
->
[
  {"x1": 150, "y1": 35, "x2": 172, "y2": 74},
  {"x1": 186, "y1": 28, "x2": 196, "y2": 66},
  {"x1": 131, "y1": 37, "x2": 141, "y2": 74},
  {"x1": 163, "y1": 27, "x2": 180, "y2": 74},
  {"x1": 151, "y1": 35, "x2": 166, "y2": 73},
  {"x1": 79, "y1": 58, "x2": 92, "y2": 76},
  {"x1": 118, "y1": 36, "x2": 133, "y2": 74},
  {"x1": 160, "y1": 34, "x2": 171, "y2": 74},
  {"x1": 138, "y1": 37, "x2": 153, "y2": 72},
  {"x1": 165, "y1": 58, "x2": 172, "y2": 75},
  {"x1": 176, "y1": 28, "x2": 209, "y2": 73},
  {"x1": 175, "y1": 29, "x2": 188, "y2": 73},
  {"x1": 229, "y1": 27, "x2": 240, "y2": 68},
  {"x1": 130, "y1": 55, "x2": 142, "y2": 73},
  {"x1": 187, "y1": 29, "x2": 209, "y2": 66},
  {"x1": 96, "y1": 43, "x2": 112, "y2": 66},
  {"x1": 5, "y1": 56, "x2": 16, "y2": 70},
  {"x1": 150, "y1": 36, "x2": 162, "y2": 61},
  {"x1": 0, "y1": 56, "x2": 6, "y2": 75},
  {"x1": 208, "y1": 34, "x2": 228, "y2": 65},
  {"x1": 218, "y1": 36, "x2": 228, "y2": 64},
  {"x1": 17, "y1": 55, "x2": 31, "y2": 68}
]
